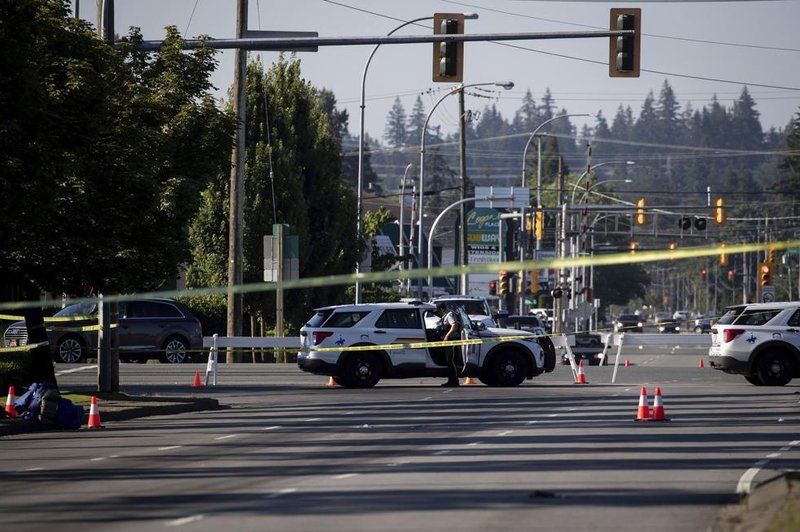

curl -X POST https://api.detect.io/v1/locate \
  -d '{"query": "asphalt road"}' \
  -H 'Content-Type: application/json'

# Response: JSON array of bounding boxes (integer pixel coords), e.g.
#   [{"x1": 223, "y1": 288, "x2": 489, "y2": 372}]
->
[{"x1": 1, "y1": 349, "x2": 798, "y2": 532}]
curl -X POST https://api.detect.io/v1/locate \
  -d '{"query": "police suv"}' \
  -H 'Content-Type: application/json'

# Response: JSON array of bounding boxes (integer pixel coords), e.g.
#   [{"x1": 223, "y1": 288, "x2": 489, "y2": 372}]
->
[
  {"x1": 298, "y1": 301, "x2": 555, "y2": 388},
  {"x1": 708, "y1": 301, "x2": 800, "y2": 386}
]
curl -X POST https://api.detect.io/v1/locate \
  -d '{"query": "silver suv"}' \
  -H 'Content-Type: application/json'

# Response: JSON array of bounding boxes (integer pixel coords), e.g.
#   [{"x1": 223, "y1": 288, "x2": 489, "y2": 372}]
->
[
  {"x1": 708, "y1": 302, "x2": 800, "y2": 386},
  {"x1": 298, "y1": 301, "x2": 555, "y2": 387}
]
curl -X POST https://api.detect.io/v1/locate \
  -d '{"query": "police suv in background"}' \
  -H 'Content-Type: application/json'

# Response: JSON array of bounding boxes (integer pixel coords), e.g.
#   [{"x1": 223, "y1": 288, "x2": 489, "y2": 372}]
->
[
  {"x1": 298, "y1": 301, "x2": 555, "y2": 387},
  {"x1": 708, "y1": 301, "x2": 800, "y2": 386}
]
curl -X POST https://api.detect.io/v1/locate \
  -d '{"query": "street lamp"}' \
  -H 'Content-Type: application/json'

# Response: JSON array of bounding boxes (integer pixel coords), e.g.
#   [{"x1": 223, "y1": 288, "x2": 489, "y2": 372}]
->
[
  {"x1": 398, "y1": 163, "x2": 413, "y2": 295},
  {"x1": 415, "y1": 80, "x2": 514, "y2": 299},
  {"x1": 355, "y1": 14, "x2": 478, "y2": 303},
  {"x1": 570, "y1": 161, "x2": 636, "y2": 205}
]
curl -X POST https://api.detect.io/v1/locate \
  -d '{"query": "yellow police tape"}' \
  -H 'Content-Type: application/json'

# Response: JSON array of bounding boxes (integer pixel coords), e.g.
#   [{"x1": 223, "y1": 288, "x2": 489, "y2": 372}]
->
[
  {"x1": 299, "y1": 334, "x2": 536, "y2": 353},
  {"x1": 0, "y1": 314, "x2": 96, "y2": 322},
  {"x1": 0, "y1": 239, "x2": 797, "y2": 315}
]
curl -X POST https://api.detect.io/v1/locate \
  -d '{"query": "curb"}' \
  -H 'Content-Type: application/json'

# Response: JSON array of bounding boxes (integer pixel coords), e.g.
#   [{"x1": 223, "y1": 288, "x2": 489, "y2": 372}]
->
[{"x1": 0, "y1": 396, "x2": 224, "y2": 437}]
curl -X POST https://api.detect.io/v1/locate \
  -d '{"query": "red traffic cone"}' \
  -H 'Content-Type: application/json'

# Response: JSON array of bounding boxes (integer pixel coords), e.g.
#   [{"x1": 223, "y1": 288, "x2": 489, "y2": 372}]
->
[
  {"x1": 463, "y1": 376, "x2": 477, "y2": 385},
  {"x1": 192, "y1": 370, "x2": 203, "y2": 388},
  {"x1": 87, "y1": 396, "x2": 102, "y2": 429},
  {"x1": 326, "y1": 376, "x2": 338, "y2": 387},
  {"x1": 574, "y1": 360, "x2": 588, "y2": 384},
  {"x1": 634, "y1": 386, "x2": 650, "y2": 421},
  {"x1": 4, "y1": 386, "x2": 17, "y2": 418},
  {"x1": 698, "y1": 358, "x2": 705, "y2": 368},
  {"x1": 651, "y1": 387, "x2": 669, "y2": 421},
  {"x1": 625, "y1": 359, "x2": 630, "y2": 368}
]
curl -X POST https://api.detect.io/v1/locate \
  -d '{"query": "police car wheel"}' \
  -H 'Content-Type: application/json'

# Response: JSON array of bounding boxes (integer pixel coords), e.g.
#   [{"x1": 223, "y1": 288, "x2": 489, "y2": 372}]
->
[
  {"x1": 490, "y1": 350, "x2": 526, "y2": 387},
  {"x1": 756, "y1": 351, "x2": 793, "y2": 386},
  {"x1": 342, "y1": 352, "x2": 382, "y2": 388}
]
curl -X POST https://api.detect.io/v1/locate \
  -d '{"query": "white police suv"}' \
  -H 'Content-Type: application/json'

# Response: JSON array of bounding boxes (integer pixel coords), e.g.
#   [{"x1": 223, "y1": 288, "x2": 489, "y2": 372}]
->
[
  {"x1": 708, "y1": 301, "x2": 800, "y2": 386},
  {"x1": 298, "y1": 301, "x2": 555, "y2": 388}
]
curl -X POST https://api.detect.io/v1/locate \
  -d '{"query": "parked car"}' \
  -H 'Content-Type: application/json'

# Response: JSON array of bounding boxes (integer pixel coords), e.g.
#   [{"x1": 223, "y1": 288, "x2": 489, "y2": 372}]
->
[
  {"x1": 673, "y1": 310, "x2": 692, "y2": 322},
  {"x1": 657, "y1": 318, "x2": 681, "y2": 334},
  {"x1": 708, "y1": 302, "x2": 800, "y2": 386},
  {"x1": 298, "y1": 301, "x2": 555, "y2": 387},
  {"x1": 614, "y1": 314, "x2": 644, "y2": 332},
  {"x1": 692, "y1": 317, "x2": 714, "y2": 333},
  {"x1": 2, "y1": 298, "x2": 203, "y2": 364}
]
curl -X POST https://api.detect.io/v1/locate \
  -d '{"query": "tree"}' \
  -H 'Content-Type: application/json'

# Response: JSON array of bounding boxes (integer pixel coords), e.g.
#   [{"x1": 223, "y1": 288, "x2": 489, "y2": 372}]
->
[
  {"x1": 357, "y1": 207, "x2": 401, "y2": 302},
  {"x1": 0, "y1": 0, "x2": 234, "y2": 298},
  {"x1": 187, "y1": 56, "x2": 359, "y2": 332},
  {"x1": 384, "y1": 97, "x2": 407, "y2": 148}
]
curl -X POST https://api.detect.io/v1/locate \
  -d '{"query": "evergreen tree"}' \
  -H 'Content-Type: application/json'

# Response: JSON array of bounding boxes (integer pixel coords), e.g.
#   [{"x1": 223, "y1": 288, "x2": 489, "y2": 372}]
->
[
  {"x1": 406, "y1": 96, "x2": 427, "y2": 147},
  {"x1": 730, "y1": 87, "x2": 763, "y2": 149},
  {"x1": 384, "y1": 97, "x2": 407, "y2": 148}
]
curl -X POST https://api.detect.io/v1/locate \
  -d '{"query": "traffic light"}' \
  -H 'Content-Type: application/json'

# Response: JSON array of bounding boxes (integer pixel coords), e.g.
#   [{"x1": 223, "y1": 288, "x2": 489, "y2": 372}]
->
[
  {"x1": 701, "y1": 267, "x2": 708, "y2": 282},
  {"x1": 432, "y1": 13, "x2": 464, "y2": 82},
  {"x1": 768, "y1": 248, "x2": 778, "y2": 264},
  {"x1": 759, "y1": 262, "x2": 773, "y2": 287},
  {"x1": 517, "y1": 271, "x2": 525, "y2": 294},
  {"x1": 498, "y1": 270, "x2": 509, "y2": 295},
  {"x1": 719, "y1": 243, "x2": 728, "y2": 266},
  {"x1": 679, "y1": 216, "x2": 692, "y2": 230},
  {"x1": 630, "y1": 241, "x2": 639, "y2": 253},
  {"x1": 714, "y1": 197, "x2": 726, "y2": 225},
  {"x1": 534, "y1": 209, "x2": 544, "y2": 241},
  {"x1": 489, "y1": 280, "x2": 497, "y2": 296},
  {"x1": 694, "y1": 217, "x2": 707, "y2": 231},
  {"x1": 609, "y1": 8, "x2": 641, "y2": 78},
  {"x1": 635, "y1": 197, "x2": 647, "y2": 225},
  {"x1": 727, "y1": 269, "x2": 735, "y2": 282}
]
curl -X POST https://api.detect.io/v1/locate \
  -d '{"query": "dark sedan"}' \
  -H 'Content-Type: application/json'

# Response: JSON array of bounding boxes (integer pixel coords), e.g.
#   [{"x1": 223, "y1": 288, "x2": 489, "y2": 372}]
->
[
  {"x1": 657, "y1": 318, "x2": 681, "y2": 333},
  {"x1": 614, "y1": 314, "x2": 644, "y2": 333}
]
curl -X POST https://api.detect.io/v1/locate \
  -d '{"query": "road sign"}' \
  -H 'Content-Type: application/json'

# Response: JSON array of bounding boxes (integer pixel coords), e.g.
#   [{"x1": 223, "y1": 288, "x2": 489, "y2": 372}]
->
[
  {"x1": 761, "y1": 285, "x2": 776, "y2": 303},
  {"x1": 474, "y1": 186, "x2": 529, "y2": 209}
]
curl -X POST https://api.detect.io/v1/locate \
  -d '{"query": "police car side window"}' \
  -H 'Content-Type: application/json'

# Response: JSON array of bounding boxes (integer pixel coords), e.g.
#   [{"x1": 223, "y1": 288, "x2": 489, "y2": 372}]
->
[
  {"x1": 376, "y1": 309, "x2": 422, "y2": 329},
  {"x1": 788, "y1": 309, "x2": 800, "y2": 327},
  {"x1": 325, "y1": 311, "x2": 370, "y2": 328}
]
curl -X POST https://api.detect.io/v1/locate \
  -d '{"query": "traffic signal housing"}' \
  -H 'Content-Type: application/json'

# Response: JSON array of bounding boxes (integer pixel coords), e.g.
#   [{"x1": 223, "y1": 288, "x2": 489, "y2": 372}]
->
[
  {"x1": 701, "y1": 267, "x2": 708, "y2": 282},
  {"x1": 534, "y1": 209, "x2": 544, "y2": 241},
  {"x1": 498, "y1": 270, "x2": 509, "y2": 295},
  {"x1": 432, "y1": 13, "x2": 464, "y2": 82},
  {"x1": 489, "y1": 280, "x2": 497, "y2": 296},
  {"x1": 714, "y1": 197, "x2": 726, "y2": 225},
  {"x1": 759, "y1": 262, "x2": 773, "y2": 287},
  {"x1": 635, "y1": 197, "x2": 647, "y2": 225},
  {"x1": 609, "y1": 8, "x2": 641, "y2": 78}
]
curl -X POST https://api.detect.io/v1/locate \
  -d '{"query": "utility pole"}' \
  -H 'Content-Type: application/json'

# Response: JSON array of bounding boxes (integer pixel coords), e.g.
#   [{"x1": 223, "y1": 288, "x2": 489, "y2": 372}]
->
[
  {"x1": 458, "y1": 87, "x2": 468, "y2": 294},
  {"x1": 226, "y1": 0, "x2": 247, "y2": 361}
]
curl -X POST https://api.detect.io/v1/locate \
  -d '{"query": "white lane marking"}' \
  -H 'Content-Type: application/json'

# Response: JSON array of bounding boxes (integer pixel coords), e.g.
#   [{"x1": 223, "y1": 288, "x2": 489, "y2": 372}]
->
[
  {"x1": 779, "y1": 446, "x2": 791, "y2": 452},
  {"x1": 158, "y1": 446, "x2": 183, "y2": 451},
  {"x1": 55, "y1": 365, "x2": 97, "y2": 375},
  {"x1": 433, "y1": 450, "x2": 450, "y2": 455},
  {"x1": 737, "y1": 459, "x2": 769, "y2": 494},
  {"x1": 526, "y1": 420, "x2": 538, "y2": 425},
  {"x1": 467, "y1": 441, "x2": 482, "y2": 447},
  {"x1": 304, "y1": 418, "x2": 321, "y2": 422},
  {"x1": 547, "y1": 414, "x2": 558, "y2": 418},
  {"x1": 25, "y1": 467, "x2": 44, "y2": 472},
  {"x1": 792, "y1": 440, "x2": 800, "y2": 446},
  {"x1": 422, "y1": 397, "x2": 433, "y2": 401},
  {"x1": 497, "y1": 430, "x2": 513, "y2": 436},
  {"x1": 333, "y1": 473, "x2": 359, "y2": 480},
  {"x1": 386, "y1": 460, "x2": 409, "y2": 467},
  {"x1": 263, "y1": 425, "x2": 281, "y2": 431},
  {"x1": 214, "y1": 434, "x2": 238, "y2": 441},
  {"x1": 265, "y1": 488, "x2": 297, "y2": 499},
  {"x1": 90, "y1": 457, "x2": 107, "y2": 462},
  {"x1": 166, "y1": 514, "x2": 205, "y2": 527},
  {"x1": 767, "y1": 453, "x2": 781, "y2": 458}
]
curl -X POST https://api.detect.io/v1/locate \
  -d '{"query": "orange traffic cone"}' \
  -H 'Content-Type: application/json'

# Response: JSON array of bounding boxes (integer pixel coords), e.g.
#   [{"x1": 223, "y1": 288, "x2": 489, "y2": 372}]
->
[
  {"x1": 651, "y1": 387, "x2": 669, "y2": 421},
  {"x1": 634, "y1": 386, "x2": 650, "y2": 421},
  {"x1": 326, "y1": 376, "x2": 338, "y2": 387},
  {"x1": 4, "y1": 386, "x2": 16, "y2": 418},
  {"x1": 625, "y1": 359, "x2": 630, "y2": 368},
  {"x1": 698, "y1": 358, "x2": 705, "y2": 368},
  {"x1": 87, "y1": 396, "x2": 102, "y2": 429},
  {"x1": 574, "y1": 360, "x2": 588, "y2": 384},
  {"x1": 463, "y1": 376, "x2": 476, "y2": 385},
  {"x1": 192, "y1": 370, "x2": 203, "y2": 388}
]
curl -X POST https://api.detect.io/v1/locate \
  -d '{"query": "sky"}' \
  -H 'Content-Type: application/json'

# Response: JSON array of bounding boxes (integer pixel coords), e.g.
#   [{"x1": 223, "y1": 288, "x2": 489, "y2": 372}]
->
[{"x1": 93, "y1": 0, "x2": 800, "y2": 145}]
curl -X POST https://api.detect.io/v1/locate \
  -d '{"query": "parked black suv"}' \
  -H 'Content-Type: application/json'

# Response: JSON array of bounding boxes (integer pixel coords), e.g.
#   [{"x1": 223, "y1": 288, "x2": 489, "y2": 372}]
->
[{"x1": 2, "y1": 298, "x2": 203, "y2": 364}]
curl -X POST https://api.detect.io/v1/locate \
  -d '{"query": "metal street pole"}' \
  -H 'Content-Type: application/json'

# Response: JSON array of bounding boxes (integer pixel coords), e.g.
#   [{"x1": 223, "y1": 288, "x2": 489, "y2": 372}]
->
[
  {"x1": 398, "y1": 163, "x2": 413, "y2": 296},
  {"x1": 416, "y1": 81, "x2": 513, "y2": 299},
  {"x1": 458, "y1": 88, "x2": 468, "y2": 295}
]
